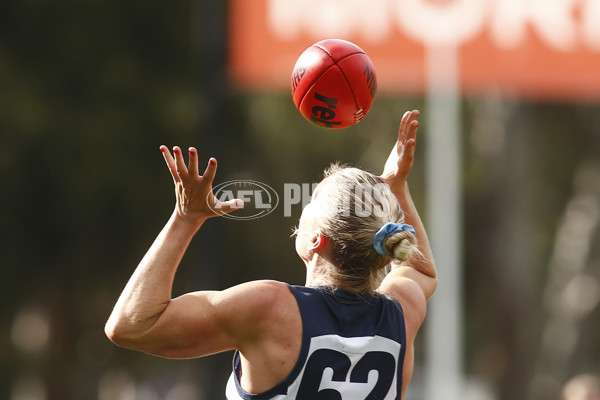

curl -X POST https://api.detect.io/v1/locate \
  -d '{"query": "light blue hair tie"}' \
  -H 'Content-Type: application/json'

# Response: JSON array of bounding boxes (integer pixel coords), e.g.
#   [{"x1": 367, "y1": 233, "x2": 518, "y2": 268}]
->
[{"x1": 373, "y1": 222, "x2": 416, "y2": 257}]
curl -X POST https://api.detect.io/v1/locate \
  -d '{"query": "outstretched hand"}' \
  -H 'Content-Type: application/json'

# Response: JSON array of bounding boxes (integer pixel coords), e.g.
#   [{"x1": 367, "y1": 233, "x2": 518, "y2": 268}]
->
[
  {"x1": 160, "y1": 146, "x2": 243, "y2": 222},
  {"x1": 380, "y1": 110, "x2": 420, "y2": 193}
]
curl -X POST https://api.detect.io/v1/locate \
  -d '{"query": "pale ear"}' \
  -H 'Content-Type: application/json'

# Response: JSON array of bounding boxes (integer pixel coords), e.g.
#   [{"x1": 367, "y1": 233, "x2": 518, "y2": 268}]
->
[{"x1": 310, "y1": 232, "x2": 329, "y2": 251}]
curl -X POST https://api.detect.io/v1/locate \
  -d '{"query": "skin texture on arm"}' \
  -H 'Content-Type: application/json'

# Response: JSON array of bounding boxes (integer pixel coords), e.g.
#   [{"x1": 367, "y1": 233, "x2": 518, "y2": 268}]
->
[
  {"x1": 104, "y1": 146, "x2": 242, "y2": 351},
  {"x1": 104, "y1": 146, "x2": 302, "y2": 392},
  {"x1": 378, "y1": 110, "x2": 437, "y2": 302},
  {"x1": 105, "y1": 146, "x2": 282, "y2": 357},
  {"x1": 377, "y1": 111, "x2": 438, "y2": 397},
  {"x1": 105, "y1": 116, "x2": 436, "y2": 396}
]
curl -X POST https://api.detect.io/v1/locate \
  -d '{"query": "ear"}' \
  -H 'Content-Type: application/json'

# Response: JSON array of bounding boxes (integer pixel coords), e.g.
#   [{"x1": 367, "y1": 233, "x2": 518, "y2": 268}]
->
[{"x1": 309, "y1": 231, "x2": 329, "y2": 251}]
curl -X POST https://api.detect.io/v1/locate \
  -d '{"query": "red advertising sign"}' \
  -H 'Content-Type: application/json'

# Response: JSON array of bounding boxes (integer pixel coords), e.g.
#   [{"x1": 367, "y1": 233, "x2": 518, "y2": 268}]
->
[{"x1": 229, "y1": 0, "x2": 600, "y2": 100}]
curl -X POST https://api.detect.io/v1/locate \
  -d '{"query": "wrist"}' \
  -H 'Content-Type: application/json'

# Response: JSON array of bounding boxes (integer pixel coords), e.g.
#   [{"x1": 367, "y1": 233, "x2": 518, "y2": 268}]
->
[
  {"x1": 171, "y1": 209, "x2": 208, "y2": 231},
  {"x1": 390, "y1": 181, "x2": 410, "y2": 199}
]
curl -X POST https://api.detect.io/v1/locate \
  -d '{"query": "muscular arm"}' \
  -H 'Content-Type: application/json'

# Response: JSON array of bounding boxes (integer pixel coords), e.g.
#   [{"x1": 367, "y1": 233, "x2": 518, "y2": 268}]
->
[
  {"x1": 375, "y1": 111, "x2": 438, "y2": 396},
  {"x1": 104, "y1": 146, "x2": 252, "y2": 357},
  {"x1": 386, "y1": 182, "x2": 437, "y2": 300},
  {"x1": 104, "y1": 211, "x2": 207, "y2": 352},
  {"x1": 378, "y1": 110, "x2": 437, "y2": 320}
]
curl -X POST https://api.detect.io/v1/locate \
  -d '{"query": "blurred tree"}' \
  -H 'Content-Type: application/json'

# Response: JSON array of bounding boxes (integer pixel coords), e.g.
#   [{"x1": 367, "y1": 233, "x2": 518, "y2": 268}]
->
[
  {"x1": 0, "y1": 0, "x2": 205, "y2": 398},
  {"x1": 1, "y1": 0, "x2": 599, "y2": 399},
  {"x1": 463, "y1": 98, "x2": 600, "y2": 399}
]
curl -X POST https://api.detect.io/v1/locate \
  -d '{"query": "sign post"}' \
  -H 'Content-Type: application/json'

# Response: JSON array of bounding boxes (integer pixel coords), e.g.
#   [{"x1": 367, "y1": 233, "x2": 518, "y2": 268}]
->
[
  {"x1": 424, "y1": 42, "x2": 463, "y2": 400},
  {"x1": 227, "y1": 1, "x2": 600, "y2": 398}
]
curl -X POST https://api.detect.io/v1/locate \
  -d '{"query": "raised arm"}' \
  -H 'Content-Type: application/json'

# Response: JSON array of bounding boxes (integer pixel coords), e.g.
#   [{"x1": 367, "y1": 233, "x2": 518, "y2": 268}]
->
[
  {"x1": 378, "y1": 111, "x2": 437, "y2": 302},
  {"x1": 104, "y1": 146, "x2": 247, "y2": 356}
]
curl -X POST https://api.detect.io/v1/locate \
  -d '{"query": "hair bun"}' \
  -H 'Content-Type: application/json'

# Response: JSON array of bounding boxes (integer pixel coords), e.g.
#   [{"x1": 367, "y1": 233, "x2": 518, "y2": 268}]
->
[
  {"x1": 373, "y1": 222, "x2": 417, "y2": 261},
  {"x1": 383, "y1": 231, "x2": 417, "y2": 262}
]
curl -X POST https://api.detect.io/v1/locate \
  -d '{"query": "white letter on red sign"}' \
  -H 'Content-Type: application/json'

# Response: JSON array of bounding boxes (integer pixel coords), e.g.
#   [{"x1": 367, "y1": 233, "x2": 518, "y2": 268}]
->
[
  {"x1": 582, "y1": 0, "x2": 600, "y2": 51},
  {"x1": 490, "y1": 0, "x2": 577, "y2": 51},
  {"x1": 395, "y1": 0, "x2": 489, "y2": 47},
  {"x1": 268, "y1": 0, "x2": 392, "y2": 43}
]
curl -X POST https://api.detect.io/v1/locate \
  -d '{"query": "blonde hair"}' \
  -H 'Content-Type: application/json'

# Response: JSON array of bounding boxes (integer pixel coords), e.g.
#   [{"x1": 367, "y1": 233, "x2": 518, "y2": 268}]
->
[{"x1": 309, "y1": 164, "x2": 418, "y2": 293}]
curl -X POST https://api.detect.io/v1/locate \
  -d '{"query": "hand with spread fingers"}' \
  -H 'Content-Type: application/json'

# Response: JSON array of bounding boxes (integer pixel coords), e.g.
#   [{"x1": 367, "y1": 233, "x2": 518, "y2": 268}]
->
[
  {"x1": 107, "y1": 124, "x2": 436, "y2": 400},
  {"x1": 377, "y1": 109, "x2": 437, "y2": 303},
  {"x1": 380, "y1": 110, "x2": 420, "y2": 194},
  {"x1": 160, "y1": 145, "x2": 242, "y2": 222}
]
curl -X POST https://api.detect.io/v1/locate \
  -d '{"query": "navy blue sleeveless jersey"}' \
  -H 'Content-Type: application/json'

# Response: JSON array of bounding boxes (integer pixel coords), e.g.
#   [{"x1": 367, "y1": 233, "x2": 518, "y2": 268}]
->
[{"x1": 226, "y1": 284, "x2": 407, "y2": 400}]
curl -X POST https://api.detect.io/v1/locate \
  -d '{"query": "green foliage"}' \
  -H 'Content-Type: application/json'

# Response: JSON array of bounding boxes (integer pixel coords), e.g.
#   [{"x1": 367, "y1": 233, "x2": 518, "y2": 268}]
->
[{"x1": 1, "y1": 0, "x2": 599, "y2": 398}]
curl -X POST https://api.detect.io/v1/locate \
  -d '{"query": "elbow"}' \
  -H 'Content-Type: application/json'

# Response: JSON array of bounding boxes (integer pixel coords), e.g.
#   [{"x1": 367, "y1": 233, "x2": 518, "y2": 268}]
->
[
  {"x1": 104, "y1": 317, "x2": 142, "y2": 348},
  {"x1": 421, "y1": 269, "x2": 438, "y2": 301},
  {"x1": 104, "y1": 317, "x2": 172, "y2": 357},
  {"x1": 104, "y1": 312, "x2": 163, "y2": 354},
  {"x1": 426, "y1": 276, "x2": 438, "y2": 300},
  {"x1": 104, "y1": 318, "x2": 127, "y2": 346}
]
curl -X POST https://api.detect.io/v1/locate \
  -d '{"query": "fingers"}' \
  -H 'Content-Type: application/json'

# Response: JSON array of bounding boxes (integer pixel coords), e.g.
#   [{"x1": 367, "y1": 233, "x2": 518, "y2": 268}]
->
[
  {"x1": 187, "y1": 147, "x2": 199, "y2": 177},
  {"x1": 160, "y1": 145, "x2": 206, "y2": 182},
  {"x1": 161, "y1": 146, "x2": 242, "y2": 219},
  {"x1": 173, "y1": 146, "x2": 188, "y2": 178},
  {"x1": 402, "y1": 119, "x2": 418, "y2": 161},
  {"x1": 407, "y1": 118, "x2": 419, "y2": 143},
  {"x1": 404, "y1": 138, "x2": 416, "y2": 162},
  {"x1": 213, "y1": 198, "x2": 244, "y2": 215},
  {"x1": 160, "y1": 145, "x2": 180, "y2": 183},
  {"x1": 399, "y1": 111, "x2": 411, "y2": 137},
  {"x1": 201, "y1": 157, "x2": 217, "y2": 185},
  {"x1": 397, "y1": 110, "x2": 420, "y2": 149}
]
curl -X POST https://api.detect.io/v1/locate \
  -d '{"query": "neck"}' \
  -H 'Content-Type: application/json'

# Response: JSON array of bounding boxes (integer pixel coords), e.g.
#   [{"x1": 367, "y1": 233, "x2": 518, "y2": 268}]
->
[
  {"x1": 304, "y1": 256, "x2": 377, "y2": 294},
  {"x1": 304, "y1": 253, "x2": 336, "y2": 288}
]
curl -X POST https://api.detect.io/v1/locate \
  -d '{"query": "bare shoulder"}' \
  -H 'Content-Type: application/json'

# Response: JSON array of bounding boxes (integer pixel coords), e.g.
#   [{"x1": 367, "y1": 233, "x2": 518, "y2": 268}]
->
[
  {"x1": 226, "y1": 281, "x2": 303, "y2": 392},
  {"x1": 215, "y1": 279, "x2": 289, "y2": 300},
  {"x1": 213, "y1": 280, "x2": 299, "y2": 340},
  {"x1": 132, "y1": 280, "x2": 298, "y2": 359},
  {"x1": 378, "y1": 274, "x2": 427, "y2": 340},
  {"x1": 215, "y1": 279, "x2": 295, "y2": 313},
  {"x1": 219, "y1": 280, "x2": 303, "y2": 388}
]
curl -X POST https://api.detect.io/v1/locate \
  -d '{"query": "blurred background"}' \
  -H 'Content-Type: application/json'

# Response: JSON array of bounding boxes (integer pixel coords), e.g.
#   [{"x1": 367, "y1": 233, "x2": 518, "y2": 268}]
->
[{"x1": 1, "y1": 0, "x2": 599, "y2": 399}]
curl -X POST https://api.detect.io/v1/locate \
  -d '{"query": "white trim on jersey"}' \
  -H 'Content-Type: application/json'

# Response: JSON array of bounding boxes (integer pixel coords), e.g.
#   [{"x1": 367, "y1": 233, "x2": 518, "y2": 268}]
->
[{"x1": 226, "y1": 334, "x2": 401, "y2": 400}]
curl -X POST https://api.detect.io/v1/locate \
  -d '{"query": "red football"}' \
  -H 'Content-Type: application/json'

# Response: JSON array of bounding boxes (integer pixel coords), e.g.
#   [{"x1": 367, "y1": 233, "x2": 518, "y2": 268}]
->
[{"x1": 291, "y1": 39, "x2": 377, "y2": 129}]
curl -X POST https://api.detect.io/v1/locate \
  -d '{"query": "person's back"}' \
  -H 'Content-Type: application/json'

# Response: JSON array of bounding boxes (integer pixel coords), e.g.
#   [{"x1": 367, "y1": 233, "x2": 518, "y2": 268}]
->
[
  {"x1": 226, "y1": 285, "x2": 407, "y2": 399},
  {"x1": 104, "y1": 110, "x2": 435, "y2": 399}
]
